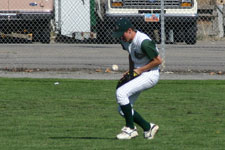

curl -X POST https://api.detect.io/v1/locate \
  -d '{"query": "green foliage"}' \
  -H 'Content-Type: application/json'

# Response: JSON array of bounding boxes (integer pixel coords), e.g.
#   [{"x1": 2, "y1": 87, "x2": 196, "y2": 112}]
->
[{"x1": 0, "y1": 78, "x2": 224, "y2": 150}]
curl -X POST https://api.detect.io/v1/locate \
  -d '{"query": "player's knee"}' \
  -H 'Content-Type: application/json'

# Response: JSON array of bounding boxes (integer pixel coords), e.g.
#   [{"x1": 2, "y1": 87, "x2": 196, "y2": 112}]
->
[
  {"x1": 116, "y1": 88, "x2": 129, "y2": 105},
  {"x1": 116, "y1": 88, "x2": 128, "y2": 99}
]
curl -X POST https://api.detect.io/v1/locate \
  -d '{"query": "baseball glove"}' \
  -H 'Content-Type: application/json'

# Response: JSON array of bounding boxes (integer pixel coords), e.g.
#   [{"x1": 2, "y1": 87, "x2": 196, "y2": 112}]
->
[{"x1": 116, "y1": 71, "x2": 139, "y2": 89}]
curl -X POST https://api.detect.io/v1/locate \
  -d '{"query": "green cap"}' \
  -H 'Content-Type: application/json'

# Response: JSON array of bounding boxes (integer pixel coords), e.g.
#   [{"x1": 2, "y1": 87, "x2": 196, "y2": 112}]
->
[{"x1": 112, "y1": 18, "x2": 133, "y2": 38}]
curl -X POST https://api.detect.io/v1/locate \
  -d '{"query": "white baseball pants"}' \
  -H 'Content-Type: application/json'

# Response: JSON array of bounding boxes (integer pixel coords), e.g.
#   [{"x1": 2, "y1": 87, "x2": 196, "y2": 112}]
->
[{"x1": 116, "y1": 69, "x2": 159, "y2": 115}]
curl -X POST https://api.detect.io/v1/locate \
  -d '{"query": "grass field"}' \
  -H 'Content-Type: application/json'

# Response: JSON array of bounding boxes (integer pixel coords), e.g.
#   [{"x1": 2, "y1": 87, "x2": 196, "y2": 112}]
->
[{"x1": 0, "y1": 78, "x2": 224, "y2": 150}]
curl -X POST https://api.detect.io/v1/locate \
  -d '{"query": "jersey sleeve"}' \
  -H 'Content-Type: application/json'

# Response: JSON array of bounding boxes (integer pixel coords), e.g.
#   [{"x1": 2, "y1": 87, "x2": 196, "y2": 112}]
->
[{"x1": 141, "y1": 39, "x2": 159, "y2": 60}]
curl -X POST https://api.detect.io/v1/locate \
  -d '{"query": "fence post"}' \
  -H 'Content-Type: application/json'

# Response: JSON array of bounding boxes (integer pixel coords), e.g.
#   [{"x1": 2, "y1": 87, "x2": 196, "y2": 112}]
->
[
  {"x1": 217, "y1": 0, "x2": 224, "y2": 37},
  {"x1": 161, "y1": 0, "x2": 166, "y2": 71},
  {"x1": 58, "y1": 0, "x2": 62, "y2": 34}
]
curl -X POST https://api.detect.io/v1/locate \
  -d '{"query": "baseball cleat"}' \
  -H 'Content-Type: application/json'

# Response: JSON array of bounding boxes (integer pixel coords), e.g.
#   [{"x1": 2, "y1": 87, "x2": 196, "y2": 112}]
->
[
  {"x1": 144, "y1": 123, "x2": 159, "y2": 140},
  {"x1": 117, "y1": 126, "x2": 138, "y2": 140}
]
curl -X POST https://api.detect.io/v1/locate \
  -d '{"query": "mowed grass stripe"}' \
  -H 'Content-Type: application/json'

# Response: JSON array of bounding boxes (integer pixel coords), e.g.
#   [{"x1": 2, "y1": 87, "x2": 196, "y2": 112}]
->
[{"x1": 0, "y1": 78, "x2": 224, "y2": 150}]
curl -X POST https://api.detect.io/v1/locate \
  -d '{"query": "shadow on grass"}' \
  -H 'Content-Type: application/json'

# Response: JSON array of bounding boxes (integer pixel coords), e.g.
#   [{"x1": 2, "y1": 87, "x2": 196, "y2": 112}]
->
[{"x1": 49, "y1": 137, "x2": 116, "y2": 140}]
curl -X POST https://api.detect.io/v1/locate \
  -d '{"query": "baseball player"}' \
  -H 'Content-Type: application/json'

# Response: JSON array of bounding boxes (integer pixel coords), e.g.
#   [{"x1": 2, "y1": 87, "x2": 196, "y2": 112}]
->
[{"x1": 112, "y1": 18, "x2": 162, "y2": 140}]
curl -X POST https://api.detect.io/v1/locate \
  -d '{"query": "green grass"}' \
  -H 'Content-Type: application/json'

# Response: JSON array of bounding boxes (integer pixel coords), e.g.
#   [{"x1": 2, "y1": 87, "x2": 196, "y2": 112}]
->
[{"x1": 0, "y1": 78, "x2": 224, "y2": 150}]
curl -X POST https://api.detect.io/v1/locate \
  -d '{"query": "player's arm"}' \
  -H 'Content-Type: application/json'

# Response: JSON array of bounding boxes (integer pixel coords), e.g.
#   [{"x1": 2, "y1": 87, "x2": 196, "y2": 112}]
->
[
  {"x1": 134, "y1": 40, "x2": 162, "y2": 75},
  {"x1": 134, "y1": 55, "x2": 162, "y2": 75}
]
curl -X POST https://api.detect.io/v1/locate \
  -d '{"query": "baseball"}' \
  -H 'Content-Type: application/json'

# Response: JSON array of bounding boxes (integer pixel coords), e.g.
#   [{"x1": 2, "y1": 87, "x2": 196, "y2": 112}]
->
[{"x1": 112, "y1": 64, "x2": 119, "y2": 71}]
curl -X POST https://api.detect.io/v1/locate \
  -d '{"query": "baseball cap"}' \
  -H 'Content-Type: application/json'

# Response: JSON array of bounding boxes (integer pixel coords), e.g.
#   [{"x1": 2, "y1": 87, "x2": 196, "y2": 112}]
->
[{"x1": 112, "y1": 18, "x2": 133, "y2": 38}]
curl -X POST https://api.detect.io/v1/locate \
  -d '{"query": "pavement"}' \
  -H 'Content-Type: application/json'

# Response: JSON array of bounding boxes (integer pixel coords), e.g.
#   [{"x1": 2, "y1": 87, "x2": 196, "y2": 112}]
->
[{"x1": 0, "y1": 41, "x2": 224, "y2": 80}]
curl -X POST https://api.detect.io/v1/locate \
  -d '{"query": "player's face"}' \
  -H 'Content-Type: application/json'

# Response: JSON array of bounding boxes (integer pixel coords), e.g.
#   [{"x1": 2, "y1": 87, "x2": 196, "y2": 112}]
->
[{"x1": 122, "y1": 28, "x2": 132, "y2": 42}]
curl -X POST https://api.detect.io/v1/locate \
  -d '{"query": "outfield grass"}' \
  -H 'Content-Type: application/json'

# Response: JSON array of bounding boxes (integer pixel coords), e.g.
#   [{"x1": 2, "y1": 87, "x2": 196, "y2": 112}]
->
[{"x1": 0, "y1": 78, "x2": 224, "y2": 150}]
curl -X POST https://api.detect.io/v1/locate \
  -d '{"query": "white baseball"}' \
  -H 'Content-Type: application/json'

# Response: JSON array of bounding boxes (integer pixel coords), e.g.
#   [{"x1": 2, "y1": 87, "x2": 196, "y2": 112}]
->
[{"x1": 112, "y1": 64, "x2": 119, "y2": 71}]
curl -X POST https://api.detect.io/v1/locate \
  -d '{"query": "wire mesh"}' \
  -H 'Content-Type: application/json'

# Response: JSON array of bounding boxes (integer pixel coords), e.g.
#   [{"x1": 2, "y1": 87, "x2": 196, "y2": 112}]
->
[{"x1": 0, "y1": 0, "x2": 224, "y2": 45}]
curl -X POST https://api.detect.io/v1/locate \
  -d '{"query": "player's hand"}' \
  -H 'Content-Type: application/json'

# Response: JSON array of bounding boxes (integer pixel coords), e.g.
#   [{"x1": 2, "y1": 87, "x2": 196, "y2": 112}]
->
[{"x1": 134, "y1": 69, "x2": 142, "y2": 75}]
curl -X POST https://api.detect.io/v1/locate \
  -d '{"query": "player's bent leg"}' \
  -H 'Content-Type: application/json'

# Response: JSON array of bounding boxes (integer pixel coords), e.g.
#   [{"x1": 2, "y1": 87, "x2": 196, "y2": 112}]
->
[
  {"x1": 118, "y1": 106, "x2": 151, "y2": 133},
  {"x1": 116, "y1": 70, "x2": 160, "y2": 139},
  {"x1": 133, "y1": 110, "x2": 151, "y2": 131},
  {"x1": 116, "y1": 87, "x2": 130, "y2": 106},
  {"x1": 117, "y1": 91, "x2": 140, "y2": 117},
  {"x1": 116, "y1": 70, "x2": 159, "y2": 105},
  {"x1": 129, "y1": 92, "x2": 141, "y2": 106}
]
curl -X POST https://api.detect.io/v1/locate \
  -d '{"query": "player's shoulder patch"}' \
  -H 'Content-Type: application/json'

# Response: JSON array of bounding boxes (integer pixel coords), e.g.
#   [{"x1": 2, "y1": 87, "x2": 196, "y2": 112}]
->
[{"x1": 134, "y1": 51, "x2": 145, "y2": 59}]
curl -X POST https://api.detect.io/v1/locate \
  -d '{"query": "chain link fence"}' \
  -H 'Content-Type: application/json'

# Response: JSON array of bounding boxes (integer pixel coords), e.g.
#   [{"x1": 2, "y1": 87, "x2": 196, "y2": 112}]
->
[
  {"x1": 0, "y1": 0, "x2": 224, "y2": 44},
  {"x1": 0, "y1": 0, "x2": 53, "y2": 43}
]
